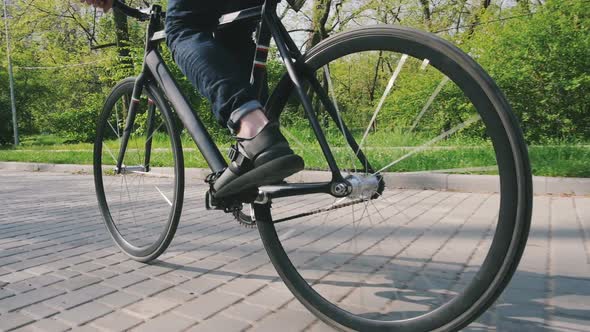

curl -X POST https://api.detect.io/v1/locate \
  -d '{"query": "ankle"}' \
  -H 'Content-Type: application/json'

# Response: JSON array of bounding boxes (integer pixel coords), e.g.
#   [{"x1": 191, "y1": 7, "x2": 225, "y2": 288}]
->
[{"x1": 236, "y1": 109, "x2": 269, "y2": 139}]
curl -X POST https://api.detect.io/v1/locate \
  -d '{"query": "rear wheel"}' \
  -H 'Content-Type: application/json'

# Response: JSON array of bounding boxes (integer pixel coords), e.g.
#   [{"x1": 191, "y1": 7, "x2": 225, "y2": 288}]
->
[
  {"x1": 94, "y1": 77, "x2": 184, "y2": 262},
  {"x1": 256, "y1": 25, "x2": 532, "y2": 331}
]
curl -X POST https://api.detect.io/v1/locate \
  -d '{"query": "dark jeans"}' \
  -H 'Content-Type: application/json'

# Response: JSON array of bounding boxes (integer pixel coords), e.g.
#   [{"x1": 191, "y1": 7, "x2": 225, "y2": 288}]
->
[{"x1": 165, "y1": 0, "x2": 266, "y2": 130}]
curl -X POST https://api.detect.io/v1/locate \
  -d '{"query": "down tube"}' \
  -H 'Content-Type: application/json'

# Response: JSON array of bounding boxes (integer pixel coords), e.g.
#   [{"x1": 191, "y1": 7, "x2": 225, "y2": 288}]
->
[{"x1": 145, "y1": 50, "x2": 227, "y2": 173}]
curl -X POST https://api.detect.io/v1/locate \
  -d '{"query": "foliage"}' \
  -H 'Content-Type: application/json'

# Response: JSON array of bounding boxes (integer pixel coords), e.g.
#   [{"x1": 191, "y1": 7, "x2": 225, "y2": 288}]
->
[
  {"x1": 464, "y1": 0, "x2": 590, "y2": 142},
  {"x1": 0, "y1": 0, "x2": 587, "y2": 149}
]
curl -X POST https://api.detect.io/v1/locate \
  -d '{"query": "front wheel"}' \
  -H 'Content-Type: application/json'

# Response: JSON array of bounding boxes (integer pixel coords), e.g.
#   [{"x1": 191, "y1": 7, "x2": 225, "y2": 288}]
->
[
  {"x1": 94, "y1": 77, "x2": 184, "y2": 262},
  {"x1": 257, "y1": 25, "x2": 532, "y2": 331}
]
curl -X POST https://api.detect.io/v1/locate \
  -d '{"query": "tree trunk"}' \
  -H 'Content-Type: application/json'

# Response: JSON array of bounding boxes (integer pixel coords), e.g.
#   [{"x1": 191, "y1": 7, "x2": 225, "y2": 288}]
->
[
  {"x1": 306, "y1": 0, "x2": 332, "y2": 49},
  {"x1": 418, "y1": 0, "x2": 431, "y2": 30},
  {"x1": 516, "y1": 0, "x2": 531, "y2": 12},
  {"x1": 113, "y1": 2, "x2": 132, "y2": 70},
  {"x1": 468, "y1": 0, "x2": 491, "y2": 35}
]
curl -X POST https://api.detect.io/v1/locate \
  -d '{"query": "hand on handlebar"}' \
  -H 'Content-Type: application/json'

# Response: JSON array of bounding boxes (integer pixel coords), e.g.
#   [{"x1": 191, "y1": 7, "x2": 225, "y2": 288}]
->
[{"x1": 81, "y1": 0, "x2": 114, "y2": 13}]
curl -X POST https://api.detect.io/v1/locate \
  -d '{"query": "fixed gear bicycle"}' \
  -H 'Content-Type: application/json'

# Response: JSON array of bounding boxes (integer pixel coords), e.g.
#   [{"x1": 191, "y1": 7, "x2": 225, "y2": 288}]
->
[{"x1": 94, "y1": 0, "x2": 533, "y2": 330}]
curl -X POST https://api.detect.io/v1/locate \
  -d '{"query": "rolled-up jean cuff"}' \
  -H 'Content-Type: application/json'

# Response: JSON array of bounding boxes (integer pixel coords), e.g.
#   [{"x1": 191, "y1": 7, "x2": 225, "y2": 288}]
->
[{"x1": 227, "y1": 100, "x2": 263, "y2": 133}]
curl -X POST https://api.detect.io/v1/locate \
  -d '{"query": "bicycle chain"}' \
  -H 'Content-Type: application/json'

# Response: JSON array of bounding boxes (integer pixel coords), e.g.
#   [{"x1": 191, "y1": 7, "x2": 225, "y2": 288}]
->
[{"x1": 271, "y1": 198, "x2": 368, "y2": 224}]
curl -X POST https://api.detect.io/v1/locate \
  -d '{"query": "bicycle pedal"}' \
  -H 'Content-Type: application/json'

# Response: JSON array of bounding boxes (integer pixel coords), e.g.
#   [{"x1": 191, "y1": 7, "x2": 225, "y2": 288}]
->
[{"x1": 205, "y1": 190, "x2": 223, "y2": 211}]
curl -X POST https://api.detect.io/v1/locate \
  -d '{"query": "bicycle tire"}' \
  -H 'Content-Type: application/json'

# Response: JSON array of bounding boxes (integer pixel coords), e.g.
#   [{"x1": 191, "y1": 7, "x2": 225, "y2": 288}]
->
[
  {"x1": 256, "y1": 25, "x2": 532, "y2": 331},
  {"x1": 94, "y1": 77, "x2": 185, "y2": 262}
]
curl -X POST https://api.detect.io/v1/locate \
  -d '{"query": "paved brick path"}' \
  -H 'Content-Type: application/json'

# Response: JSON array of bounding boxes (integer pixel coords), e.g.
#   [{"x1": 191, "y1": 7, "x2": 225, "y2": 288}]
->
[{"x1": 0, "y1": 170, "x2": 589, "y2": 332}]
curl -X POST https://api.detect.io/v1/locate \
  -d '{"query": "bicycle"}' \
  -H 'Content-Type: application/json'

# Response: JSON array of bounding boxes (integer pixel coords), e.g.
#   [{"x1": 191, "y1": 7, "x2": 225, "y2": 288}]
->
[{"x1": 94, "y1": 0, "x2": 533, "y2": 330}]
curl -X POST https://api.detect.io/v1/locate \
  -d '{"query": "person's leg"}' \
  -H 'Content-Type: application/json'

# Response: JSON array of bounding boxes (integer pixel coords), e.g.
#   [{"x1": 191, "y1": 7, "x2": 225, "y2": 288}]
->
[
  {"x1": 214, "y1": 13, "x2": 270, "y2": 138},
  {"x1": 165, "y1": 0, "x2": 303, "y2": 196}
]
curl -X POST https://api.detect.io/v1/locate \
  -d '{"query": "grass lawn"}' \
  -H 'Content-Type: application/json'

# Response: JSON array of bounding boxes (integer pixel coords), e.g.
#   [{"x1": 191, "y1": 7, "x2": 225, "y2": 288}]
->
[{"x1": 1, "y1": 134, "x2": 588, "y2": 177}]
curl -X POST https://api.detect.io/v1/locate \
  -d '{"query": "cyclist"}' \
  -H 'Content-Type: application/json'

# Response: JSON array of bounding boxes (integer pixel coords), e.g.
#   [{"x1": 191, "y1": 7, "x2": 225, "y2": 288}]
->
[{"x1": 83, "y1": 0, "x2": 304, "y2": 196}]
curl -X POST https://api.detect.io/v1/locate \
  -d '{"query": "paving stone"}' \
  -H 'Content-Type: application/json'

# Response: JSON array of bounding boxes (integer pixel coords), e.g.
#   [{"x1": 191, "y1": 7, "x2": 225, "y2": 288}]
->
[
  {"x1": 186, "y1": 314, "x2": 250, "y2": 332},
  {"x1": 173, "y1": 290, "x2": 241, "y2": 321},
  {"x1": 27, "y1": 317, "x2": 71, "y2": 332},
  {"x1": 53, "y1": 301, "x2": 113, "y2": 326},
  {"x1": 0, "y1": 287, "x2": 65, "y2": 313},
  {"x1": 244, "y1": 286, "x2": 293, "y2": 310},
  {"x1": 251, "y1": 308, "x2": 316, "y2": 332},
  {"x1": 51, "y1": 275, "x2": 102, "y2": 292},
  {"x1": 0, "y1": 312, "x2": 35, "y2": 331},
  {"x1": 0, "y1": 271, "x2": 36, "y2": 284},
  {"x1": 123, "y1": 297, "x2": 178, "y2": 319},
  {"x1": 223, "y1": 302, "x2": 272, "y2": 323},
  {"x1": 20, "y1": 303, "x2": 60, "y2": 319},
  {"x1": 7, "y1": 274, "x2": 63, "y2": 294},
  {"x1": 216, "y1": 276, "x2": 268, "y2": 297},
  {"x1": 153, "y1": 288, "x2": 195, "y2": 304},
  {"x1": 177, "y1": 276, "x2": 225, "y2": 296},
  {"x1": 131, "y1": 312, "x2": 194, "y2": 332},
  {"x1": 102, "y1": 273, "x2": 148, "y2": 289},
  {"x1": 1, "y1": 171, "x2": 589, "y2": 332},
  {"x1": 124, "y1": 278, "x2": 174, "y2": 297},
  {"x1": 45, "y1": 284, "x2": 117, "y2": 310},
  {"x1": 306, "y1": 320, "x2": 337, "y2": 332},
  {"x1": 96, "y1": 291, "x2": 141, "y2": 309},
  {"x1": 89, "y1": 311, "x2": 143, "y2": 331},
  {"x1": 49, "y1": 270, "x2": 80, "y2": 280}
]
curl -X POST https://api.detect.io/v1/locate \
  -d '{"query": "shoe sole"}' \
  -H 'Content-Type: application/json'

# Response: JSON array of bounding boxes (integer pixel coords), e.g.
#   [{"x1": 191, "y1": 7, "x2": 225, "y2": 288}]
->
[{"x1": 214, "y1": 154, "x2": 305, "y2": 198}]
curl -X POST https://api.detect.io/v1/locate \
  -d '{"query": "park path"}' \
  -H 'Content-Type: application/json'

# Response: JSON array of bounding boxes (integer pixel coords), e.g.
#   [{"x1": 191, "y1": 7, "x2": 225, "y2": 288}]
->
[{"x1": 0, "y1": 170, "x2": 588, "y2": 331}]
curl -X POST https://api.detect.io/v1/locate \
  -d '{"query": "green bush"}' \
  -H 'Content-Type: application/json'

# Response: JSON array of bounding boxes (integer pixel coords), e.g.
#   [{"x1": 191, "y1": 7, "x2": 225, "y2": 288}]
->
[
  {"x1": 48, "y1": 104, "x2": 100, "y2": 143},
  {"x1": 465, "y1": 0, "x2": 590, "y2": 142}
]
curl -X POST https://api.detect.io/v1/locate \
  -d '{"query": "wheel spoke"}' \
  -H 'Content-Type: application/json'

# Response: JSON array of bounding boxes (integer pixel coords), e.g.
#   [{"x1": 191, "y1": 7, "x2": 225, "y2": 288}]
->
[
  {"x1": 401, "y1": 165, "x2": 497, "y2": 175},
  {"x1": 373, "y1": 114, "x2": 481, "y2": 174},
  {"x1": 103, "y1": 142, "x2": 118, "y2": 165},
  {"x1": 409, "y1": 76, "x2": 450, "y2": 132},
  {"x1": 107, "y1": 121, "x2": 120, "y2": 139},
  {"x1": 357, "y1": 54, "x2": 408, "y2": 156},
  {"x1": 155, "y1": 185, "x2": 173, "y2": 206},
  {"x1": 145, "y1": 121, "x2": 164, "y2": 148}
]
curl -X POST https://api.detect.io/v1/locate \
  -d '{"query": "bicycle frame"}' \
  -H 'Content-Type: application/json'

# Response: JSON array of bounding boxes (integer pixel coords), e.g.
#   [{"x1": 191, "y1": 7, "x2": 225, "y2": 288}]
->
[{"x1": 116, "y1": 0, "x2": 373, "y2": 200}]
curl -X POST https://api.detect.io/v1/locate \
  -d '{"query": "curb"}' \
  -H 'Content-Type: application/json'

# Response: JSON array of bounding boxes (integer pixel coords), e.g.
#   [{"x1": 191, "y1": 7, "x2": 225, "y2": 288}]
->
[{"x1": 1, "y1": 161, "x2": 588, "y2": 195}]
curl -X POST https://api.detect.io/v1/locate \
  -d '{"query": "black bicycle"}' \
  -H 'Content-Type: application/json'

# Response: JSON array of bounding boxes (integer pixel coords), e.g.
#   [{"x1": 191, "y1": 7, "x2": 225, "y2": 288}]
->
[{"x1": 94, "y1": 0, "x2": 532, "y2": 330}]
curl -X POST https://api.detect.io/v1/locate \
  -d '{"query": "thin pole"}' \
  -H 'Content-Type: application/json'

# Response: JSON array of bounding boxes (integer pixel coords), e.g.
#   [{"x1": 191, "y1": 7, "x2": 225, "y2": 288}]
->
[{"x1": 3, "y1": 0, "x2": 18, "y2": 146}]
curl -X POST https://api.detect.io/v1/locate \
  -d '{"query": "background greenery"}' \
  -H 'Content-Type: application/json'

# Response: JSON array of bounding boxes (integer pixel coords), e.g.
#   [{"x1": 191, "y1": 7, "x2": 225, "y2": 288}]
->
[{"x1": 0, "y1": 0, "x2": 588, "y2": 176}]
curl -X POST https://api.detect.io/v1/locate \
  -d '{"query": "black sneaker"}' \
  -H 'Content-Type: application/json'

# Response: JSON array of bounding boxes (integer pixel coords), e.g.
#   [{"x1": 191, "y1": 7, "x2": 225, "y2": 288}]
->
[{"x1": 212, "y1": 122, "x2": 304, "y2": 198}]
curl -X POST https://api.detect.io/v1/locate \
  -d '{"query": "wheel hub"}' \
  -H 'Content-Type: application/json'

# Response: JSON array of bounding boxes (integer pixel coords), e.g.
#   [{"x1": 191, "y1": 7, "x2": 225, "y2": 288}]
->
[{"x1": 344, "y1": 173, "x2": 381, "y2": 200}]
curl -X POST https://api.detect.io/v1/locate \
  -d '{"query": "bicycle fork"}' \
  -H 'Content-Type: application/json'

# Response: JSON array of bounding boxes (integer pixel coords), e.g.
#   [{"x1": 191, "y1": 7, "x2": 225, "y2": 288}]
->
[{"x1": 115, "y1": 74, "x2": 147, "y2": 174}]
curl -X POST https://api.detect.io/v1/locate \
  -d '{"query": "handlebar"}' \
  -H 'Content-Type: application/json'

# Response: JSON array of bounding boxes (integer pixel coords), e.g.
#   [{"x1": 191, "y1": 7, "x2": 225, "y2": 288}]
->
[{"x1": 112, "y1": 0, "x2": 151, "y2": 21}]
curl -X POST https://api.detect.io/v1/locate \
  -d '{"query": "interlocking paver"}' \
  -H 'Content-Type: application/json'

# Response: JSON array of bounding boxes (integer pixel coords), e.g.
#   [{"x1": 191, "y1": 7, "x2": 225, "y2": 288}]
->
[
  {"x1": 223, "y1": 302, "x2": 272, "y2": 323},
  {"x1": 124, "y1": 278, "x2": 174, "y2": 297},
  {"x1": 186, "y1": 313, "x2": 251, "y2": 332},
  {"x1": 131, "y1": 312, "x2": 194, "y2": 332},
  {"x1": 19, "y1": 303, "x2": 59, "y2": 320},
  {"x1": 0, "y1": 287, "x2": 65, "y2": 313},
  {"x1": 26, "y1": 317, "x2": 70, "y2": 332},
  {"x1": 89, "y1": 311, "x2": 143, "y2": 331},
  {"x1": 0, "y1": 312, "x2": 35, "y2": 331},
  {"x1": 96, "y1": 291, "x2": 142, "y2": 309},
  {"x1": 53, "y1": 301, "x2": 113, "y2": 326},
  {"x1": 174, "y1": 290, "x2": 241, "y2": 320},
  {"x1": 45, "y1": 283, "x2": 117, "y2": 310},
  {"x1": 1, "y1": 169, "x2": 589, "y2": 332},
  {"x1": 123, "y1": 297, "x2": 178, "y2": 319},
  {"x1": 51, "y1": 275, "x2": 102, "y2": 292},
  {"x1": 250, "y1": 308, "x2": 316, "y2": 332},
  {"x1": 102, "y1": 273, "x2": 148, "y2": 289}
]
